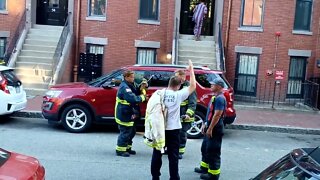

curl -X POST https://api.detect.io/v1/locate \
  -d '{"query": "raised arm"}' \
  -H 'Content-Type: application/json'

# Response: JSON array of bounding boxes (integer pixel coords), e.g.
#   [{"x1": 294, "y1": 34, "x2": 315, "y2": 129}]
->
[{"x1": 187, "y1": 60, "x2": 196, "y2": 95}]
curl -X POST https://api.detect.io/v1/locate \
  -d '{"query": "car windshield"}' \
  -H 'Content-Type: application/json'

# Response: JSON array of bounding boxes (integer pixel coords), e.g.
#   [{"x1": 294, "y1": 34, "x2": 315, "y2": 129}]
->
[
  {"x1": 196, "y1": 73, "x2": 229, "y2": 88},
  {"x1": 0, "y1": 149, "x2": 10, "y2": 167},
  {"x1": 1, "y1": 70, "x2": 20, "y2": 86},
  {"x1": 87, "y1": 69, "x2": 123, "y2": 87}
]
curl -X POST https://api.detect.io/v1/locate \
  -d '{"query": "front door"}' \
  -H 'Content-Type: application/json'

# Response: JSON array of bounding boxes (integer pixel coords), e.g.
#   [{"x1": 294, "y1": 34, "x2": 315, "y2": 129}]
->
[
  {"x1": 36, "y1": 0, "x2": 68, "y2": 26},
  {"x1": 235, "y1": 54, "x2": 259, "y2": 96},
  {"x1": 179, "y1": 0, "x2": 214, "y2": 36},
  {"x1": 287, "y1": 57, "x2": 307, "y2": 98}
]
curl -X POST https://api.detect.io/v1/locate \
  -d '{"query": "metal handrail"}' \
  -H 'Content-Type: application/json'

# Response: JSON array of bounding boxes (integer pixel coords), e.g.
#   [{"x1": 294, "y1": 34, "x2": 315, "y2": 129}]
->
[
  {"x1": 174, "y1": 17, "x2": 179, "y2": 64},
  {"x1": 2, "y1": 10, "x2": 26, "y2": 65},
  {"x1": 218, "y1": 23, "x2": 225, "y2": 71},
  {"x1": 52, "y1": 13, "x2": 71, "y2": 78}
]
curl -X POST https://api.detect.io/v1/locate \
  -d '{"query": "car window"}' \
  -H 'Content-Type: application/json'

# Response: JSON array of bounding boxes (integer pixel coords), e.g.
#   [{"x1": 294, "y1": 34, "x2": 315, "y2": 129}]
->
[
  {"x1": 110, "y1": 72, "x2": 124, "y2": 86},
  {"x1": 1, "y1": 70, "x2": 20, "y2": 86},
  {"x1": 196, "y1": 73, "x2": 229, "y2": 88},
  {"x1": 0, "y1": 149, "x2": 10, "y2": 167},
  {"x1": 88, "y1": 69, "x2": 123, "y2": 87},
  {"x1": 134, "y1": 70, "x2": 173, "y2": 87}
]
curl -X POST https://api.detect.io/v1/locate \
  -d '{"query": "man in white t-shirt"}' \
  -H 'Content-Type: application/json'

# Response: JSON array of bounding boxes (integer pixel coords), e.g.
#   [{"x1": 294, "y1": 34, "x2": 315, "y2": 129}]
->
[{"x1": 151, "y1": 60, "x2": 197, "y2": 180}]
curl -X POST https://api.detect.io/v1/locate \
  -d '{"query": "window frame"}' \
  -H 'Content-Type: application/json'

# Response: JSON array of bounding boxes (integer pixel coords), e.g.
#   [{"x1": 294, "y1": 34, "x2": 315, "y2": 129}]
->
[
  {"x1": 86, "y1": 43, "x2": 104, "y2": 55},
  {"x1": 287, "y1": 56, "x2": 307, "y2": 98},
  {"x1": 0, "y1": 0, "x2": 7, "y2": 11},
  {"x1": 293, "y1": 0, "x2": 313, "y2": 32},
  {"x1": 138, "y1": 0, "x2": 160, "y2": 21},
  {"x1": 0, "y1": 37, "x2": 6, "y2": 59},
  {"x1": 87, "y1": 0, "x2": 107, "y2": 18},
  {"x1": 136, "y1": 48, "x2": 157, "y2": 65},
  {"x1": 239, "y1": 0, "x2": 265, "y2": 30}
]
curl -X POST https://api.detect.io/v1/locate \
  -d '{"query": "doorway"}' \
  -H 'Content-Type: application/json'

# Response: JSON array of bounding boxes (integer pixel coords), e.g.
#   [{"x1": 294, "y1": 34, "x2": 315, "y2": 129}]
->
[
  {"x1": 36, "y1": 0, "x2": 68, "y2": 26},
  {"x1": 179, "y1": 0, "x2": 214, "y2": 36}
]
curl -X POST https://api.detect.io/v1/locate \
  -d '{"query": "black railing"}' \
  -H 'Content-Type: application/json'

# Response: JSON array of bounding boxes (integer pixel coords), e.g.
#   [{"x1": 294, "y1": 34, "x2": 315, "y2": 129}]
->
[
  {"x1": 52, "y1": 13, "x2": 71, "y2": 79},
  {"x1": 3, "y1": 10, "x2": 26, "y2": 65},
  {"x1": 218, "y1": 23, "x2": 225, "y2": 71},
  {"x1": 174, "y1": 17, "x2": 179, "y2": 65},
  {"x1": 234, "y1": 77, "x2": 320, "y2": 110}
]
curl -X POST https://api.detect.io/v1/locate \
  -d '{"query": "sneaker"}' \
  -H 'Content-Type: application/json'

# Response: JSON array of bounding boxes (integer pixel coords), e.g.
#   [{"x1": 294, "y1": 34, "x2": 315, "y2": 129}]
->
[
  {"x1": 178, "y1": 154, "x2": 183, "y2": 159},
  {"x1": 127, "y1": 149, "x2": 136, "y2": 155},
  {"x1": 194, "y1": 167, "x2": 207, "y2": 174},
  {"x1": 200, "y1": 173, "x2": 219, "y2": 180},
  {"x1": 116, "y1": 152, "x2": 130, "y2": 157}
]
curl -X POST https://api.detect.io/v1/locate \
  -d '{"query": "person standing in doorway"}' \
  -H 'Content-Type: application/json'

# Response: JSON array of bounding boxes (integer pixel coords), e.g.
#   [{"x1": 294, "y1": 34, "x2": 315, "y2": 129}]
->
[
  {"x1": 151, "y1": 60, "x2": 196, "y2": 180},
  {"x1": 193, "y1": 0, "x2": 208, "y2": 41},
  {"x1": 194, "y1": 79, "x2": 226, "y2": 180}
]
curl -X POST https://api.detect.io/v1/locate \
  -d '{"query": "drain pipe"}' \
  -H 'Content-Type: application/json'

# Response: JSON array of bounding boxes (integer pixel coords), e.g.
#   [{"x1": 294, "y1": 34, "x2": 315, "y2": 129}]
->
[
  {"x1": 73, "y1": 0, "x2": 81, "y2": 82},
  {"x1": 225, "y1": 0, "x2": 233, "y2": 54}
]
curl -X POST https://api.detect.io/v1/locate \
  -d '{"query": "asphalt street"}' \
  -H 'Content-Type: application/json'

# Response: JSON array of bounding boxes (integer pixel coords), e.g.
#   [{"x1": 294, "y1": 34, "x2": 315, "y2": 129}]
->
[{"x1": 0, "y1": 117, "x2": 319, "y2": 180}]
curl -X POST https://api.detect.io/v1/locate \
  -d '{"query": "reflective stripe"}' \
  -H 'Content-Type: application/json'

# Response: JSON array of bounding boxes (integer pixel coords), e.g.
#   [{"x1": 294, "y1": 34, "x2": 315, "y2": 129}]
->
[
  {"x1": 211, "y1": 96, "x2": 216, "y2": 102},
  {"x1": 186, "y1": 109, "x2": 195, "y2": 116},
  {"x1": 116, "y1": 97, "x2": 130, "y2": 105},
  {"x1": 208, "y1": 168, "x2": 220, "y2": 175},
  {"x1": 180, "y1": 100, "x2": 188, "y2": 106},
  {"x1": 144, "y1": 138, "x2": 165, "y2": 150},
  {"x1": 116, "y1": 146, "x2": 127, "y2": 152},
  {"x1": 200, "y1": 161, "x2": 209, "y2": 168},
  {"x1": 179, "y1": 147, "x2": 185, "y2": 153},
  {"x1": 183, "y1": 117, "x2": 195, "y2": 122},
  {"x1": 141, "y1": 89, "x2": 146, "y2": 95},
  {"x1": 140, "y1": 95, "x2": 146, "y2": 102},
  {"x1": 127, "y1": 145, "x2": 132, "y2": 149},
  {"x1": 115, "y1": 118, "x2": 134, "y2": 126}
]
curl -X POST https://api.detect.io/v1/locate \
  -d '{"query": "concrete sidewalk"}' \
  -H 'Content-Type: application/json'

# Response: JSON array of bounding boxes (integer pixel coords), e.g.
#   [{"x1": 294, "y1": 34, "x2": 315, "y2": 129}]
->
[{"x1": 14, "y1": 96, "x2": 320, "y2": 135}]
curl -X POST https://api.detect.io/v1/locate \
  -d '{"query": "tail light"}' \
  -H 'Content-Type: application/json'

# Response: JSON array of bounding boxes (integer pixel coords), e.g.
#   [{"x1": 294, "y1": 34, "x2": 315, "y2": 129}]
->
[
  {"x1": 0, "y1": 78, "x2": 10, "y2": 94},
  {"x1": 229, "y1": 92, "x2": 234, "y2": 102}
]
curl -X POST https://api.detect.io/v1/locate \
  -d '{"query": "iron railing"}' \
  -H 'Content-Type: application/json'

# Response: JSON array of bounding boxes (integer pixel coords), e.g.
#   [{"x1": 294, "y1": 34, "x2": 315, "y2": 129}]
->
[
  {"x1": 3, "y1": 10, "x2": 26, "y2": 65},
  {"x1": 218, "y1": 23, "x2": 225, "y2": 71},
  {"x1": 234, "y1": 77, "x2": 320, "y2": 110},
  {"x1": 52, "y1": 13, "x2": 71, "y2": 78},
  {"x1": 174, "y1": 17, "x2": 179, "y2": 65}
]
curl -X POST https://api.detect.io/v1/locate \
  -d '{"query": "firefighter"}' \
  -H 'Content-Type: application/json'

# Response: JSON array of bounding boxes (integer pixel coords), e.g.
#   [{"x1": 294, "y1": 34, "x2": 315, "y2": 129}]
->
[
  {"x1": 175, "y1": 69, "x2": 197, "y2": 159},
  {"x1": 194, "y1": 79, "x2": 226, "y2": 180},
  {"x1": 115, "y1": 70, "x2": 147, "y2": 157}
]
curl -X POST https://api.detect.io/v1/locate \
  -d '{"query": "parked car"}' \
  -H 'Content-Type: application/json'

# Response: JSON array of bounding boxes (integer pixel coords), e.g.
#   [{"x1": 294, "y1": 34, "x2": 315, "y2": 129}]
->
[
  {"x1": 0, "y1": 66, "x2": 27, "y2": 117},
  {"x1": 0, "y1": 148, "x2": 45, "y2": 179},
  {"x1": 42, "y1": 64, "x2": 236, "y2": 138},
  {"x1": 251, "y1": 147, "x2": 320, "y2": 180}
]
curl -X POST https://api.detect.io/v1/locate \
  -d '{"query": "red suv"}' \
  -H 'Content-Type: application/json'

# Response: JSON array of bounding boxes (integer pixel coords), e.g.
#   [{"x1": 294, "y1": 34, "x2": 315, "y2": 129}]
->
[{"x1": 42, "y1": 64, "x2": 236, "y2": 138}]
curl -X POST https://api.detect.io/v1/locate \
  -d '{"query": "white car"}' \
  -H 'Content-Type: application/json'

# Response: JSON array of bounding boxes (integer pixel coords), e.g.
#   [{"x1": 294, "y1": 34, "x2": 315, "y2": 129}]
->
[{"x1": 0, "y1": 66, "x2": 27, "y2": 116}]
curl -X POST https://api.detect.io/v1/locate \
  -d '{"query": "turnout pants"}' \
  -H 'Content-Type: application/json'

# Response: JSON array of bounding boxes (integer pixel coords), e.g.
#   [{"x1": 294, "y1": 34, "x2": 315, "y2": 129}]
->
[
  {"x1": 151, "y1": 129, "x2": 180, "y2": 180},
  {"x1": 179, "y1": 122, "x2": 192, "y2": 154},
  {"x1": 116, "y1": 124, "x2": 136, "y2": 153},
  {"x1": 200, "y1": 133, "x2": 223, "y2": 179}
]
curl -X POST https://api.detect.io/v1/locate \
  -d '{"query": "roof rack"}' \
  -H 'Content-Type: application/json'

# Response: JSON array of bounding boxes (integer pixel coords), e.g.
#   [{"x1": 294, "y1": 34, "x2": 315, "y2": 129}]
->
[{"x1": 133, "y1": 64, "x2": 211, "y2": 70}]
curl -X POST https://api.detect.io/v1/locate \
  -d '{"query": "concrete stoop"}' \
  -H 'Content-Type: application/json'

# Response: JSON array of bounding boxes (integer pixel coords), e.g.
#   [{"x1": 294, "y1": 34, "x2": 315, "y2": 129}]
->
[
  {"x1": 15, "y1": 24, "x2": 63, "y2": 96},
  {"x1": 178, "y1": 34, "x2": 217, "y2": 70}
]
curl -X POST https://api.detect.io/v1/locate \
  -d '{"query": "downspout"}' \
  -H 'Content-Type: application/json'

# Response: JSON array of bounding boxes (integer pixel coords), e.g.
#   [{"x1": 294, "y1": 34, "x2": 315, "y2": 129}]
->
[
  {"x1": 225, "y1": 0, "x2": 232, "y2": 54},
  {"x1": 73, "y1": 0, "x2": 81, "y2": 82}
]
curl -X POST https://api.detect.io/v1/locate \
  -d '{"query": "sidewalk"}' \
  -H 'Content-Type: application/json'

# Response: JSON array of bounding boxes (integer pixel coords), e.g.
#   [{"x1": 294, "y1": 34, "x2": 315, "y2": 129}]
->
[{"x1": 15, "y1": 96, "x2": 320, "y2": 135}]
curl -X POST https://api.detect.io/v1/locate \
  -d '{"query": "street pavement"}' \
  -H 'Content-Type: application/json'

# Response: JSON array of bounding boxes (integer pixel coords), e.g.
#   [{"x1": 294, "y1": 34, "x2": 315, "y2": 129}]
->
[{"x1": 0, "y1": 117, "x2": 319, "y2": 180}]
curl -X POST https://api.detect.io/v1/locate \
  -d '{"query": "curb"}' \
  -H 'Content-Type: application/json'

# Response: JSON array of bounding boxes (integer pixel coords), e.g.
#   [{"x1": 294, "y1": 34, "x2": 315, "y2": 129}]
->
[
  {"x1": 234, "y1": 105, "x2": 320, "y2": 114},
  {"x1": 13, "y1": 111, "x2": 320, "y2": 135},
  {"x1": 226, "y1": 124, "x2": 320, "y2": 135}
]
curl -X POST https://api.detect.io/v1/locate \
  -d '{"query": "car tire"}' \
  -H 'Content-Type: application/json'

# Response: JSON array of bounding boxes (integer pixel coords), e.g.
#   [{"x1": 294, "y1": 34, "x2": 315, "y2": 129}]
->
[
  {"x1": 61, "y1": 104, "x2": 92, "y2": 133},
  {"x1": 187, "y1": 111, "x2": 205, "y2": 139}
]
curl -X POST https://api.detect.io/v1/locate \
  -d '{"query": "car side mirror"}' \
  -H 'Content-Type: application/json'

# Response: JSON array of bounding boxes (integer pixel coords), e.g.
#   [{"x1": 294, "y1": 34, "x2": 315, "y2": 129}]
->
[{"x1": 102, "y1": 81, "x2": 115, "y2": 89}]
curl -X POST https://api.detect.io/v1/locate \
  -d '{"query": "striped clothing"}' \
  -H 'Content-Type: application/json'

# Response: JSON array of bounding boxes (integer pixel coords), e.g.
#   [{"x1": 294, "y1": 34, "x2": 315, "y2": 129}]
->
[{"x1": 192, "y1": 3, "x2": 207, "y2": 38}]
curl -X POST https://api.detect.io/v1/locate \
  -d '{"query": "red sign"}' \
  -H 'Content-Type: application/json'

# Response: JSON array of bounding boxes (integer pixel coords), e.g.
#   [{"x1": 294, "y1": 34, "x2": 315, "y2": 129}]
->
[{"x1": 275, "y1": 70, "x2": 284, "y2": 80}]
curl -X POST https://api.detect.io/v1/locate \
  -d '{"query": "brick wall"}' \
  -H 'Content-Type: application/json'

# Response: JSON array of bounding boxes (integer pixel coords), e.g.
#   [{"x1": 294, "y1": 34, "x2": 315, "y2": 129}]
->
[
  {"x1": 223, "y1": 0, "x2": 320, "y2": 100},
  {"x1": 0, "y1": 0, "x2": 26, "y2": 48},
  {"x1": 72, "y1": 0, "x2": 175, "y2": 76}
]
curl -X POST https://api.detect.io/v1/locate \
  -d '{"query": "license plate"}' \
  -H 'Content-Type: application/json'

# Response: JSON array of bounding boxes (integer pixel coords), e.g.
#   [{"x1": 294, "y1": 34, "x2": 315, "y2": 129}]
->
[{"x1": 16, "y1": 87, "x2": 20, "y2": 93}]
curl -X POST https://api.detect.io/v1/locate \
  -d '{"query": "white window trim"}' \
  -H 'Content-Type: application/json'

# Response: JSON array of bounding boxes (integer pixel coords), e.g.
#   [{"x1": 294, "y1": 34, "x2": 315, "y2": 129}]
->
[
  {"x1": 84, "y1": 37, "x2": 108, "y2": 45},
  {"x1": 239, "y1": 0, "x2": 265, "y2": 29},
  {"x1": 134, "y1": 40, "x2": 160, "y2": 49},
  {"x1": 138, "y1": 0, "x2": 160, "y2": 23},
  {"x1": 87, "y1": 0, "x2": 107, "y2": 20},
  {"x1": 293, "y1": 0, "x2": 314, "y2": 32}
]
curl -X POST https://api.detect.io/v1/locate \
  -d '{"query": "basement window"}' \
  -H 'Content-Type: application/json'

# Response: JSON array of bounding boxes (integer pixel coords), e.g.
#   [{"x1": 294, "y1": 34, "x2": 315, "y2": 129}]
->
[
  {"x1": 0, "y1": 38, "x2": 6, "y2": 59},
  {"x1": 88, "y1": 0, "x2": 106, "y2": 17},
  {"x1": 136, "y1": 48, "x2": 156, "y2": 64}
]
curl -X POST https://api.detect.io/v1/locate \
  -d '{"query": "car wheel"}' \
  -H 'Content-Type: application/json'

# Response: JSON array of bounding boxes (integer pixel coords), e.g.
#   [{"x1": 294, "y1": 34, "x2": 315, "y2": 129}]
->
[
  {"x1": 61, "y1": 104, "x2": 92, "y2": 133},
  {"x1": 187, "y1": 111, "x2": 205, "y2": 139}
]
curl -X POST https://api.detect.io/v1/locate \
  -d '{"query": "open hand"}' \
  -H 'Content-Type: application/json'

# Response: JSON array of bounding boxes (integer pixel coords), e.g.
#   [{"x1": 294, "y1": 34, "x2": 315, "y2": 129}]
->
[{"x1": 187, "y1": 60, "x2": 193, "y2": 71}]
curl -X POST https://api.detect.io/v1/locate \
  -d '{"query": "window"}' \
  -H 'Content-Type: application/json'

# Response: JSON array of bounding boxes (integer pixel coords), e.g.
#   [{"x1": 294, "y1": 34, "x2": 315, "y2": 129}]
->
[
  {"x1": 241, "y1": 0, "x2": 264, "y2": 27},
  {"x1": 88, "y1": 0, "x2": 106, "y2": 17},
  {"x1": 86, "y1": 44, "x2": 104, "y2": 54},
  {"x1": 196, "y1": 74, "x2": 229, "y2": 88},
  {"x1": 136, "y1": 48, "x2": 156, "y2": 64},
  {"x1": 135, "y1": 70, "x2": 173, "y2": 87},
  {"x1": 287, "y1": 57, "x2": 307, "y2": 98},
  {"x1": 294, "y1": 0, "x2": 313, "y2": 31},
  {"x1": 0, "y1": 38, "x2": 6, "y2": 59},
  {"x1": 139, "y1": 0, "x2": 159, "y2": 21},
  {"x1": 0, "y1": 0, "x2": 6, "y2": 10},
  {"x1": 49, "y1": 0, "x2": 59, "y2": 8}
]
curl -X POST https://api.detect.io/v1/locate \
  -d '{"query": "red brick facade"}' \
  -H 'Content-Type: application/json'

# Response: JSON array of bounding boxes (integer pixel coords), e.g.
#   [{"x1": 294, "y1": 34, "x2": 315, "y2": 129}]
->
[
  {"x1": 74, "y1": 0, "x2": 175, "y2": 74},
  {"x1": 223, "y1": 0, "x2": 320, "y2": 100}
]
